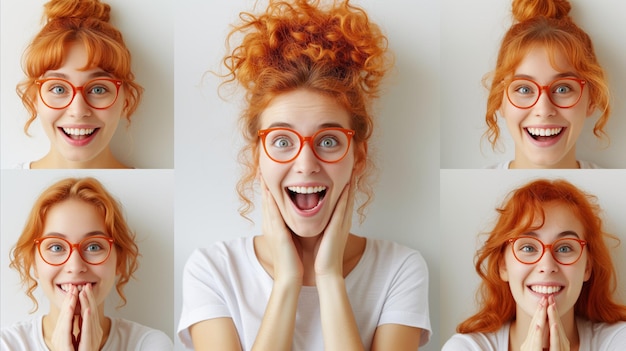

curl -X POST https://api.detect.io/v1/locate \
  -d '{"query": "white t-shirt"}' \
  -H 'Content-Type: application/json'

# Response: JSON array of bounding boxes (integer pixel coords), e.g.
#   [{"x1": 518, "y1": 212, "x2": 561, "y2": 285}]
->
[
  {"x1": 486, "y1": 160, "x2": 601, "y2": 169},
  {"x1": 442, "y1": 318, "x2": 626, "y2": 351},
  {"x1": 178, "y1": 236, "x2": 431, "y2": 350},
  {"x1": 1, "y1": 315, "x2": 173, "y2": 351}
]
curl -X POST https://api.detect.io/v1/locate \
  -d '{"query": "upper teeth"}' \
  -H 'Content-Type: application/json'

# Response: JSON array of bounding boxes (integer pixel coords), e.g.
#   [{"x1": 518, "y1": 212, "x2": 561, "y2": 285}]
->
[
  {"x1": 60, "y1": 283, "x2": 86, "y2": 292},
  {"x1": 530, "y1": 285, "x2": 562, "y2": 294},
  {"x1": 62, "y1": 128, "x2": 95, "y2": 136},
  {"x1": 527, "y1": 127, "x2": 562, "y2": 137},
  {"x1": 288, "y1": 186, "x2": 326, "y2": 194}
]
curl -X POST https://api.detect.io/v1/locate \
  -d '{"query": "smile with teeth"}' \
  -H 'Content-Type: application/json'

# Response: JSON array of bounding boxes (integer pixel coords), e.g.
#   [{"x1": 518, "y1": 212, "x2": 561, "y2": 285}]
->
[
  {"x1": 526, "y1": 127, "x2": 563, "y2": 138},
  {"x1": 529, "y1": 285, "x2": 562, "y2": 295},
  {"x1": 59, "y1": 283, "x2": 92, "y2": 293},
  {"x1": 287, "y1": 186, "x2": 327, "y2": 211},
  {"x1": 61, "y1": 127, "x2": 96, "y2": 138}
]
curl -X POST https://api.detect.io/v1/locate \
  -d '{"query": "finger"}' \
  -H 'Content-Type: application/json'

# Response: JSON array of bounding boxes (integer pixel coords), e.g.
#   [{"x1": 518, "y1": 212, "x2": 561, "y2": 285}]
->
[
  {"x1": 524, "y1": 297, "x2": 547, "y2": 350},
  {"x1": 547, "y1": 295, "x2": 569, "y2": 350},
  {"x1": 326, "y1": 183, "x2": 353, "y2": 233},
  {"x1": 53, "y1": 284, "x2": 78, "y2": 350}
]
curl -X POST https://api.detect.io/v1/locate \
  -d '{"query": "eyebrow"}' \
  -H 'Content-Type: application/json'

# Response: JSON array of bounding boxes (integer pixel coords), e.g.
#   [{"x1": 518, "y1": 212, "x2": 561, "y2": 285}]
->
[
  {"x1": 513, "y1": 72, "x2": 580, "y2": 81},
  {"x1": 41, "y1": 231, "x2": 109, "y2": 239},
  {"x1": 42, "y1": 71, "x2": 114, "y2": 80},
  {"x1": 266, "y1": 122, "x2": 347, "y2": 129},
  {"x1": 522, "y1": 230, "x2": 581, "y2": 239}
]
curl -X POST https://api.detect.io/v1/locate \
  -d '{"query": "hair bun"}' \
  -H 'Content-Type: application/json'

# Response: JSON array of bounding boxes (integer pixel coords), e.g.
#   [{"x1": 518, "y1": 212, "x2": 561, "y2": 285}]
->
[
  {"x1": 44, "y1": 0, "x2": 111, "y2": 23},
  {"x1": 511, "y1": 0, "x2": 571, "y2": 22}
]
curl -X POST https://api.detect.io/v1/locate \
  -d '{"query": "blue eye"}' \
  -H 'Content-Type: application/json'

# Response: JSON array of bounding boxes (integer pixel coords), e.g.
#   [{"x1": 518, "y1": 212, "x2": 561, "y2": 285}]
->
[
  {"x1": 50, "y1": 85, "x2": 67, "y2": 95},
  {"x1": 516, "y1": 86, "x2": 532, "y2": 95},
  {"x1": 272, "y1": 137, "x2": 292, "y2": 148},
  {"x1": 318, "y1": 136, "x2": 339, "y2": 148},
  {"x1": 85, "y1": 243, "x2": 104, "y2": 252},
  {"x1": 89, "y1": 85, "x2": 108, "y2": 95},
  {"x1": 553, "y1": 85, "x2": 571, "y2": 94}
]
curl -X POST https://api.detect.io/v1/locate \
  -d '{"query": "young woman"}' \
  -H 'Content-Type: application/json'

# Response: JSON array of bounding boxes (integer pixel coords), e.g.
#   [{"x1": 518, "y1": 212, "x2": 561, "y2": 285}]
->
[
  {"x1": 443, "y1": 179, "x2": 626, "y2": 350},
  {"x1": 1, "y1": 177, "x2": 172, "y2": 350},
  {"x1": 15, "y1": 0, "x2": 143, "y2": 169},
  {"x1": 484, "y1": 0, "x2": 610, "y2": 169},
  {"x1": 177, "y1": 1, "x2": 431, "y2": 350}
]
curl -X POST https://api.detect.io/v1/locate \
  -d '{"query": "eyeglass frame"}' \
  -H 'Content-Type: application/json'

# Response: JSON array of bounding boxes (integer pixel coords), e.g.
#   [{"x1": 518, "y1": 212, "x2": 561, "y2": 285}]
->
[
  {"x1": 35, "y1": 77, "x2": 123, "y2": 110},
  {"x1": 34, "y1": 235, "x2": 115, "y2": 266},
  {"x1": 505, "y1": 77, "x2": 587, "y2": 109},
  {"x1": 507, "y1": 236, "x2": 587, "y2": 266},
  {"x1": 258, "y1": 127, "x2": 355, "y2": 164}
]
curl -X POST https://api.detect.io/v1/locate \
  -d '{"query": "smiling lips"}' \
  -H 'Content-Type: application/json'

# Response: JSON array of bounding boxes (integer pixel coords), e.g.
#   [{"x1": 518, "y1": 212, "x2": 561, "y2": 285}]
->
[
  {"x1": 58, "y1": 283, "x2": 93, "y2": 293},
  {"x1": 529, "y1": 285, "x2": 562, "y2": 295},
  {"x1": 287, "y1": 186, "x2": 327, "y2": 211},
  {"x1": 61, "y1": 127, "x2": 97, "y2": 140}
]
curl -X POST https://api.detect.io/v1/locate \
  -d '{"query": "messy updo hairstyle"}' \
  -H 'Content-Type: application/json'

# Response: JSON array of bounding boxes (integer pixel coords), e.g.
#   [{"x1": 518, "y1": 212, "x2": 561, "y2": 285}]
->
[
  {"x1": 17, "y1": 0, "x2": 143, "y2": 135},
  {"x1": 457, "y1": 179, "x2": 626, "y2": 334},
  {"x1": 222, "y1": 0, "x2": 391, "y2": 220},
  {"x1": 9, "y1": 177, "x2": 140, "y2": 312},
  {"x1": 484, "y1": 0, "x2": 610, "y2": 149}
]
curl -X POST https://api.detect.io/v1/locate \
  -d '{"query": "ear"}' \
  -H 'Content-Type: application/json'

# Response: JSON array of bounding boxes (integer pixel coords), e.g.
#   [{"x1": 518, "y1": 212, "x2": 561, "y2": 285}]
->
[
  {"x1": 352, "y1": 142, "x2": 367, "y2": 176},
  {"x1": 586, "y1": 102, "x2": 595, "y2": 118},
  {"x1": 583, "y1": 260, "x2": 592, "y2": 282},
  {"x1": 499, "y1": 259, "x2": 509, "y2": 282}
]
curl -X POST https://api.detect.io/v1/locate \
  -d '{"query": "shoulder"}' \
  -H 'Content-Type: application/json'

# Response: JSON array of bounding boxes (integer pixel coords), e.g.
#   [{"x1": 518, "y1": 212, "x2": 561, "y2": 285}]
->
[
  {"x1": 11, "y1": 162, "x2": 31, "y2": 169},
  {"x1": 108, "y1": 318, "x2": 173, "y2": 351},
  {"x1": 577, "y1": 160, "x2": 602, "y2": 169},
  {"x1": 365, "y1": 238, "x2": 427, "y2": 268},
  {"x1": 484, "y1": 160, "x2": 511, "y2": 169},
  {"x1": 1, "y1": 316, "x2": 44, "y2": 349},
  {"x1": 442, "y1": 328, "x2": 506, "y2": 351},
  {"x1": 184, "y1": 237, "x2": 251, "y2": 269},
  {"x1": 578, "y1": 318, "x2": 626, "y2": 349}
]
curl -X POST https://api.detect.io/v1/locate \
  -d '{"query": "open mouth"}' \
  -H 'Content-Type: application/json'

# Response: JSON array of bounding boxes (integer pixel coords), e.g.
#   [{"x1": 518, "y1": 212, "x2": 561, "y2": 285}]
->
[
  {"x1": 525, "y1": 127, "x2": 564, "y2": 141},
  {"x1": 60, "y1": 127, "x2": 98, "y2": 140},
  {"x1": 287, "y1": 186, "x2": 327, "y2": 211},
  {"x1": 528, "y1": 285, "x2": 563, "y2": 295}
]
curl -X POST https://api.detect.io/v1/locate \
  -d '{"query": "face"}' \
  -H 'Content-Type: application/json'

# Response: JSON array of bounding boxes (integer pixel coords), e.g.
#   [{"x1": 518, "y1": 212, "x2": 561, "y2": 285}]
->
[
  {"x1": 258, "y1": 89, "x2": 356, "y2": 237},
  {"x1": 34, "y1": 199, "x2": 117, "y2": 315},
  {"x1": 36, "y1": 42, "x2": 126, "y2": 165},
  {"x1": 500, "y1": 46, "x2": 594, "y2": 168},
  {"x1": 499, "y1": 202, "x2": 591, "y2": 321}
]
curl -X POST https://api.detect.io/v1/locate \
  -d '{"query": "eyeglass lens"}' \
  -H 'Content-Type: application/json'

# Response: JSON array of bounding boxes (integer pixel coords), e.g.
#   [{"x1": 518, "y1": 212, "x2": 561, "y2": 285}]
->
[
  {"x1": 37, "y1": 236, "x2": 112, "y2": 265},
  {"x1": 507, "y1": 78, "x2": 583, "y2": 108},
  {"x1": 262, "y1": 128, "x2": 351, "y2": 163},
  {"x1": 511, "y1": 237, "x2": 584, "y2": 265},
  {"x1": 39, "y1": 79, "x2": 120, "y2": 109}
]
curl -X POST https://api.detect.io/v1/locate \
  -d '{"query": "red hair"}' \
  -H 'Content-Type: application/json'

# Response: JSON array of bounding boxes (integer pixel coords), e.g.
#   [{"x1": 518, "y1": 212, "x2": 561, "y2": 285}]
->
[
  {"x1": 221, "y1": 0, "x2": 391, "y2": 219},
  {"x1": 484, "y1": 0, "x2": 610, "y2": 149},
  {"x1": 458, "y1": 179, "x2": 626, "y2": 333},
  {"x1": 9, "y1": 177, "x2": 139, "y2": 312},
  {"x1": 16, "y1": 0, "x2": 143, "y2": 135}
]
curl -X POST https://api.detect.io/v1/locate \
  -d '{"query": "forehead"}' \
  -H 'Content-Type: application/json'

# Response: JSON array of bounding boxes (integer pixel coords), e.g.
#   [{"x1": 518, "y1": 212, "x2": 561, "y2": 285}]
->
[
  {"x1": 43, "y1": 199, "x2": 106, "y2": 237},
  {"x1": 259, "y1": 89, "x2": 351, "y2": 130},
  {"x1": 513, "y1": 45, "x2": 576, "y2": 78},
  {"x1": 528, "y1": 202, "x2": 585, "y2": 238}
]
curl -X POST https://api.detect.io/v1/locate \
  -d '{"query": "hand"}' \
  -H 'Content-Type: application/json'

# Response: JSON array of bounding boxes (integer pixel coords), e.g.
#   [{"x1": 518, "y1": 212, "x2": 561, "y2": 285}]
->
[
  {"x1": 49, "y1": 284, "x2": 103, "y2": 351},
  {"x1": 314, "y1": 183, "x2": 354, "y2": 277},
  {"x1": 520, "y1": 296, "x2": 570, "y2": 351},
  {"x1": 77, "y1": 283, "x2": 104, "y2": 351},
  {"x1": 260, "y1": 177, "x2": 304, "y2": 284}
]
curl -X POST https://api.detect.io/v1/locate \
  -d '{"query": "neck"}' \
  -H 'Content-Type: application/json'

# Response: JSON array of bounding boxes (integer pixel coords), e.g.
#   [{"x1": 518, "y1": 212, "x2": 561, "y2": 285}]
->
[
  {"x1": 512, "y1": 148, "x2": 579, "y2": 169},
  {"x1": 33, "y1": 148, "x2": 129, "y2": 169}
]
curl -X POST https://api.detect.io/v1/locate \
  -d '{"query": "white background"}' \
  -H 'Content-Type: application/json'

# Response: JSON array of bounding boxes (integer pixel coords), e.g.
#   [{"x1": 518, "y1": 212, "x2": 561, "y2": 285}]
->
[
  {"x1": 0, "y1": 170, "x2": 175, "y2": 342},
  {"x1": 440, "y1": 0, "x2": 626, "y2": 168},
  {"x1": 174, "y1": 0, "x2": 440, "y2": 350},
  {"x1": 440, "y1": 169, "x2": 626, "y2": 345},
  {"x1": 0, "y1": 0, "x2": 174, "y2": 169}
]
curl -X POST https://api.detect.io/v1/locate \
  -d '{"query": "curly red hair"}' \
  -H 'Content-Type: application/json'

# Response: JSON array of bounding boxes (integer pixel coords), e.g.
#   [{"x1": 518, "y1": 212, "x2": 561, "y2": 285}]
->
[
  {"x1": 484, "y1": 0, "x2": 610, "y2": 149},
  {"x1": 9, "y1": 177, "x2": 139, "y2": 312},
  {"x1": 221, "y1": 0, "x2": 391, "y2": 220},
  {"x1": 458, "y1": 179, "x2": 626, "y2": 334},
  {"x1": 16, "y1": 0, "x2": 143, "y2": 135}
]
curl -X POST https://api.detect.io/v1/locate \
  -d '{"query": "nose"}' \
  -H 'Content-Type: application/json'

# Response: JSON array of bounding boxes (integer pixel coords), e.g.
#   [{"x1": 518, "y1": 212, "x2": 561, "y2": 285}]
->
[
  {"x1": 66, "y1": 90, "x2": 91, "y2": 118},
  {"x1": 533, "y1": 87, "x2": 557, "y2": 117},
  {"x1": 537, "y1": 249, "x2": 559, "y2": 273},
  {"x1": 293, "y1": 141, "x2": 321, "y2": 174},
  {"x1": 64, "y1": 247, "x2": 88, "y2": 273}
]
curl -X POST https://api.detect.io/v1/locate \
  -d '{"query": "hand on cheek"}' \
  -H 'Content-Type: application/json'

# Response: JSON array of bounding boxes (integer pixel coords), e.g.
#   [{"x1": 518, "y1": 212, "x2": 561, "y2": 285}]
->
[{"x1": 315, "y1": 183, "x2": 354, "y2": 277}]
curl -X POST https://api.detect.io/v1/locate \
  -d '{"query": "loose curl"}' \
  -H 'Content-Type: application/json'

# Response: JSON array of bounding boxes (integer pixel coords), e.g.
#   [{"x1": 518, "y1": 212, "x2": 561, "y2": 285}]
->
[
  {"x1": 9, "y1": 177, "x2": 140, "y2": 312},
  {"x1": 221, "y1": 0, "x2": 391, "y2": 221},
  {"x1": 16, "y1": 0, "x2": 143, "y2": 135},
  {"x1": 458, "y1": 179, "x2": 626, "y2": 334},
  {"x1": 484, "y1": 0, "x2": 610, "y2": 149}
]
